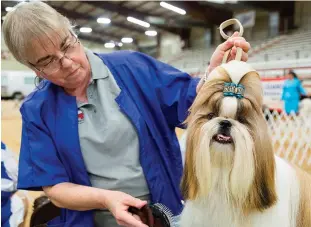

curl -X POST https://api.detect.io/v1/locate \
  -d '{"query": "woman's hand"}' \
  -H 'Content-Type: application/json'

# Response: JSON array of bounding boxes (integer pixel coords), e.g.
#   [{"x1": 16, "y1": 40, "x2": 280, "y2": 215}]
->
[
  {"x1": 208, "y1": 31, "x2": 251, "y2": 73},
  {"x1": 104, "y1": 190, "x2": 148, "y2": 227},
  {"x1": 196, "y1": 32, "x2": 251, "y2": 93},
  {"x1": 43, "y1": 183, "x2": 148, "y2": 226}
]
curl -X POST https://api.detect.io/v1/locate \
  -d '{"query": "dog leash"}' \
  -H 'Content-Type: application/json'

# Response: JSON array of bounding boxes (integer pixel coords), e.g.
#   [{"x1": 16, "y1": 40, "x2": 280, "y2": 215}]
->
[
  {"x1": 219, "y1": 18, "x2": 244, "y2": 63},
  {"x1": 204, "y1": 18, "x2": 252, "y2": 99},
  {"x1": 204, "y1": 18, "x2": 244, "y2": 82}
]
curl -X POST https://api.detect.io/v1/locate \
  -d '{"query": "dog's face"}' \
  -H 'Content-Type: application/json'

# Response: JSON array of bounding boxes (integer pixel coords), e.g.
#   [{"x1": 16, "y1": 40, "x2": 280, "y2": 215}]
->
[{"x1": 181, "y1": 66, "x2": 277, "y2": 212}]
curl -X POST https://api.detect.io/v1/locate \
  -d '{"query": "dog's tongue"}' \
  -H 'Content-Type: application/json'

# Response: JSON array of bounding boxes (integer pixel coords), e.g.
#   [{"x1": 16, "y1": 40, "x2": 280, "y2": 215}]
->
[{"x1": 217, "y1": 134, "x2": 231, "y2": 141}]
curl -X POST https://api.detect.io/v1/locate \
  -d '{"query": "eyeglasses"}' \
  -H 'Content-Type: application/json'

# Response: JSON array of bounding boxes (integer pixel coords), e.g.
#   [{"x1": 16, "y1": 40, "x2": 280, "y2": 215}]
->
[{"x1": 29, "y1": 34, "x2": 80, "y2": 75}]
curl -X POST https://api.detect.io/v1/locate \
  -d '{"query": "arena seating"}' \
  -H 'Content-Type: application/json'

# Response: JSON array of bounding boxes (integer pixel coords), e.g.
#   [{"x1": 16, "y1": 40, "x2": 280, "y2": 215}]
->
[
  {"x1": 160, "y1": 28, "x2": 311, "y2": 76},
  {"x1": 159, "y1": 27, "x2": 311, "y2": 99}
]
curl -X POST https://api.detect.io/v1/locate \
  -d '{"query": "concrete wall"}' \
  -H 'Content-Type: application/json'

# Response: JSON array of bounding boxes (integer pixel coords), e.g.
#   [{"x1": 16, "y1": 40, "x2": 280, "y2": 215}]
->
[
  {"x1": 189, "y1": 27, "x2": 212, "y2": 49},
  {"x1": 295, "y1": 1, "x2": 311, "y2": 29}
]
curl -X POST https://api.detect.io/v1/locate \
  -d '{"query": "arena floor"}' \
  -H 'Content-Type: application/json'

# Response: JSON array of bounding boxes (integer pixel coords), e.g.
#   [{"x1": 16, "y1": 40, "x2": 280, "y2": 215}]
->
[{"x1": 2, "y1": 100, "x2": 310, "y2": 226}]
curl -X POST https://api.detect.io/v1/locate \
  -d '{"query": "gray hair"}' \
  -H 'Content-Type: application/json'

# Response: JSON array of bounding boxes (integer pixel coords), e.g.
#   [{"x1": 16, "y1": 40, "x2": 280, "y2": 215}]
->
[{"x1": 2, "y1": 1, "x2": 75, "y2": 66}]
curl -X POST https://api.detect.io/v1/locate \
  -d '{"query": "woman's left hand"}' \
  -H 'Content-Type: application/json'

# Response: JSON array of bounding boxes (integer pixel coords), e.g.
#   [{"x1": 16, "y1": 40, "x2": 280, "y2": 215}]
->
[{"x1": 196, "y1": 32, "x2": 251, "y2": 93}]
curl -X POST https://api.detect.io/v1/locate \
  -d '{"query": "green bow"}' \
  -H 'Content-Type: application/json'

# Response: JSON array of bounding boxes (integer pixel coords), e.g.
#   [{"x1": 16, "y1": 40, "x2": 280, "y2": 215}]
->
[{"x1": 223, "y1": 82, "x2": 245, "y2": 99}]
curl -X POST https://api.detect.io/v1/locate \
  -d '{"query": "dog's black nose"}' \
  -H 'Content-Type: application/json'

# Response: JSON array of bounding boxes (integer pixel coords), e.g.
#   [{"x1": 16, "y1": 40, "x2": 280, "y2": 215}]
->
[{"x1": 219, "y1": 120, "x2": 232, "y2": 128}]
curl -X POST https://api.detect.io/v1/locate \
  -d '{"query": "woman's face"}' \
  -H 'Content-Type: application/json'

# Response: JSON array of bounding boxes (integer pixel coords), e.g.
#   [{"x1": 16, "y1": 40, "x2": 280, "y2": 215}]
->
[
  {"x1": 28, "y1": 31, "x2": 90, "y2": 90},
  {"x1": 287, "y1": 73, "x2": 294, "y2": 80}
]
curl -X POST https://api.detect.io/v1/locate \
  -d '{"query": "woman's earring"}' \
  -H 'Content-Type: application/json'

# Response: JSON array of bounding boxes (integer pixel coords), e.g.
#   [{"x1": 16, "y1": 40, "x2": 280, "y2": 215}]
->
[{"x1": 34, "y1": 76, "x2": 44, "y2": 89}]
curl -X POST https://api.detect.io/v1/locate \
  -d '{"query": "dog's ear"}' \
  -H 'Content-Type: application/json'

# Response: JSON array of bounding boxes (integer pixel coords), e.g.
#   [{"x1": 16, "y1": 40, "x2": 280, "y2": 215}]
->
[
  {"x1": 237, "y1": 72, "x2": 277, "y2": 212},
  {"x1": 244, "y1": 115, "x2": 277, "y2": 212},
  {"x1": 181, "y1": 127, "x2": 199, "y2": 200}
]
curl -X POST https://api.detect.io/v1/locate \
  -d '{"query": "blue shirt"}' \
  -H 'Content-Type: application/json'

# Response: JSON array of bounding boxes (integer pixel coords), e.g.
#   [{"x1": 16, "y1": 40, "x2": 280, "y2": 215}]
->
[
  {"x1": 18, "y1": 51, "x2": 199, "y2": 226},
  {"x1": 282, "y1": 78, "x2": 306, "y2": 101},
  {"x1": 281, "y1": 78, "x2": 307, "y2": 114}
]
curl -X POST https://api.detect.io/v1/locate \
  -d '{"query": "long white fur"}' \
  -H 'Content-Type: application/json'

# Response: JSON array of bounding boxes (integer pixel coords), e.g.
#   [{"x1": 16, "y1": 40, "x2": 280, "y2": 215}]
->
[
  {"x1": 220, "y1": 97, "x2": 255, "y2": 203},
  {"x1": 219, "y1": 97, "x2": 238, "y2": 118},
  {"x1": 180, "y1": 156, "x2": 300, "y2": 227}
]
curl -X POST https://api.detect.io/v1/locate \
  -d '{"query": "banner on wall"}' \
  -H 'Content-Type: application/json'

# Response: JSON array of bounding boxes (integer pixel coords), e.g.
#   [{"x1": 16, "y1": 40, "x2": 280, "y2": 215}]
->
[
  {"x1": 235, "y1": 11, "x2": 256, "y2": 28},
  {"x1": 261, "y1": 77, "x2": 286, "y2": 110},
  {"x1": 262, "y1": 77, "x2": 285, "y2": 100}
]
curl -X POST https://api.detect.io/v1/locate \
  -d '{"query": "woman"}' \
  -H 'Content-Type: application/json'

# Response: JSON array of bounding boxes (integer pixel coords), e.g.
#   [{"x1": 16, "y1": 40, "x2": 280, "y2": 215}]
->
[
  {"x1": 3, "y1": 2, "x2": 250, "y2": 226},
  {"x1": 281, "y1": 70, "x2": 307, "y2": 114}
]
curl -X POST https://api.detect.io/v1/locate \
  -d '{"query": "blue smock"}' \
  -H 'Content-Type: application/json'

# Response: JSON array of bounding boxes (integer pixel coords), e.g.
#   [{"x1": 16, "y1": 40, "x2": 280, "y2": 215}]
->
[
  {"x1": 281, "y1": 78, "x2": 306, "y2": 114},
  {"x1": 18, "y1": 51, "x2": 199, "y2": 226}
]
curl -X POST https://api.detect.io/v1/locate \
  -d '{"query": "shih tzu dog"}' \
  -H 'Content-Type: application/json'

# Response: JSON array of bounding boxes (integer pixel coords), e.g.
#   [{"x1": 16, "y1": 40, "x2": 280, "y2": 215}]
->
[{"x1": 179, "y1": 61, "x2": 311, "y2": 227}]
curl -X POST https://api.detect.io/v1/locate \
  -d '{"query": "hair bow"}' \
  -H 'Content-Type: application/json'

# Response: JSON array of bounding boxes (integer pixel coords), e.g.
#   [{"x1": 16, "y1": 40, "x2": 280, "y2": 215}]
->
[{"x1": 223, "y1": 82, "x2": 245, "y2": 99}]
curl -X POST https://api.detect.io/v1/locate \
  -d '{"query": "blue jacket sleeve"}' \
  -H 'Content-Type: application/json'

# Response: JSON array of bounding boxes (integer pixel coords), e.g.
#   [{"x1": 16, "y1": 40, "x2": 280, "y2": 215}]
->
[
  {"x1": 17, "y1": 106, "x2": 69, "y2": 191},
  {"x1": 127, "y1": 52, "x2": 199, "y2": 128},
  {"x1": 154, "y1": 63, "x2": 200, "y2": 128}
]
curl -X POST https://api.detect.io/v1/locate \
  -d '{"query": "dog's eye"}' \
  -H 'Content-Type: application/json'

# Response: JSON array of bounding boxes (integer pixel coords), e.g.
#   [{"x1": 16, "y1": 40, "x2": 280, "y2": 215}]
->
[
  {"x1": 206, "y1": 113, "x2": 216, "y2": 120},
  {"x1": 238, "y1": 116, "x2": 247, "y2": 124}
]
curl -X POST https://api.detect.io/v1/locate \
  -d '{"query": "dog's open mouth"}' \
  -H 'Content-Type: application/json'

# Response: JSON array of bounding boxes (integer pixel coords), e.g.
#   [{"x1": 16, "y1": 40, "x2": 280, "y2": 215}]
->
[{"x1": 213, "y1": 134, "x2": 233, "y2": 144}]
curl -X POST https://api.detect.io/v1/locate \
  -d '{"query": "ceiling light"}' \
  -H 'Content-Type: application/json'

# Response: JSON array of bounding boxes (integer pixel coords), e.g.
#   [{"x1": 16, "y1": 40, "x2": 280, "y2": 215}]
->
[
  {"x1": 206, "y1": 0, "x2": 225, "y2": 3},
  {"x1": 5, "y1": 7, "x2": 13, "y2": 12},
  {"x1": 79, "y1": 27, "x2": 92, "y2": 33},
  {"x1": 104, "y1": 42, "x2": 115, "y2": 48},
  {"x1": 127, "y1": 16, "x2": 150, "y2": 28},
  {"x1": 121, "y1": 37, "x2": 133, "y2": 43},
  {"x1": 160, "y1": 2, "x2": 186, "y2": 15},
  {"x1": 226, "y1": 0, "x2": 238, "y2": 3},
  {"x1": 145, "y1": 30, "x2": 157, "y2": 36},
  {"x1": 118, "y1": 43, "x2": 123, "y2": 47},
  {"x1": 206, "y1": 0, "x2": 238, "y2": 3},
  {"x1": 97, "y1": 17, "x2": 111, "y2": 24}
]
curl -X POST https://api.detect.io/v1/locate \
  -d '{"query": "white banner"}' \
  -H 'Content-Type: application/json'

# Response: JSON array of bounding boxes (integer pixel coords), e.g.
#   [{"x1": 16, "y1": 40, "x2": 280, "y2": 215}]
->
[
  {"x1": 262, "y1": 78, "x2": 285, "y2": 100},
  {"x1": 261, "y1": 77, "x2": 286, "y2": 110}
]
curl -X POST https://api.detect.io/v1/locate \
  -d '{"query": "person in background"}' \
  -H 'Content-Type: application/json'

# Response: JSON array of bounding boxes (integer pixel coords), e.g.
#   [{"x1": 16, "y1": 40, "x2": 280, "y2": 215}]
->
[
  {"x1": 1, "y1": 142, "x2": 28, "y2": 227},
  {"x1": 2, "y1": 2, "x2": 251, "y2": 226},
  {"x1": 281, "y1": 70, "x2": 307, "y2": 114}
]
